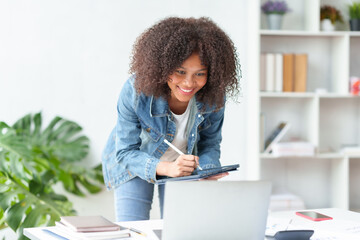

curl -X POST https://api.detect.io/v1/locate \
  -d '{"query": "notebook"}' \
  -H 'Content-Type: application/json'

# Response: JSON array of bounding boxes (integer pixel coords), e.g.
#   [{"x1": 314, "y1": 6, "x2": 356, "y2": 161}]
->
[
  {"x1": 156, "y1": 164, "x2": 239, "y2": 184},
  {"x1": 60, "y1": 215, "x2": 120, "y2": 232},
  {"x1": 162, "y1": 181, "x2": 271, "y2": 240}
]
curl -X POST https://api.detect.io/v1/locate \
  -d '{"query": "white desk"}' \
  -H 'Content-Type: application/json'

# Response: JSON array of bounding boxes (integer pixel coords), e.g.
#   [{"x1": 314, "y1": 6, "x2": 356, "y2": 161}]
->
[{"x1": 24, "y1": 208, "x2": 360, "y2": 240}]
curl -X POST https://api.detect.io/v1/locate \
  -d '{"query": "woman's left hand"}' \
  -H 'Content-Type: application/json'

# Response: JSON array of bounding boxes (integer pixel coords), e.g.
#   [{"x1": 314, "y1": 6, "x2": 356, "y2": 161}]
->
[{"x1": 202, "y1": 172, "x2": 229, "y2": 180}]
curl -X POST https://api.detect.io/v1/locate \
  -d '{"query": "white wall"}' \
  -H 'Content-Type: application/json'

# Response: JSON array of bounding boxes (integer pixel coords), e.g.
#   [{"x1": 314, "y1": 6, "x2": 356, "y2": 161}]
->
[{"x1": 0, "y1": 0, "x2": 250, "y2": 222}]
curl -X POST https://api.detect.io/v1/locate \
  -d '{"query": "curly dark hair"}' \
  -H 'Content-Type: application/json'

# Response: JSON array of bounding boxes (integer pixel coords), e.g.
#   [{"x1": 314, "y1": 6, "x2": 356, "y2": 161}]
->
[{"x1": 130, "y1": 16, "x2": 241, "y2": 108}]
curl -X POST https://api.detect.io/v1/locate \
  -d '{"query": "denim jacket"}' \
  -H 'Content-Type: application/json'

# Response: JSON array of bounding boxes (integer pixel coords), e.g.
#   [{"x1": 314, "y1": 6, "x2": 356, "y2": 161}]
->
[{"x1": 102, "y1": 76, "x2": 224, "y2": 190}]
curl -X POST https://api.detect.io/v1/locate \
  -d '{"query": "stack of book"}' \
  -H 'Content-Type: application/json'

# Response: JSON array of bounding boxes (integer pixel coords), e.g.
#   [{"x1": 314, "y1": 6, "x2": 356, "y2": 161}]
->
[
  {"x1": 44, "y1": 215, "x2": 131, "y2": 240},
  {"x1": 341, "y1": 146, "x2": 360, "y2": 156},
  {"x1": 260, "y1": 52, "x2": 308, "y2": 92},
  {"x1": 272, "y1": 141, "x2": 315, "y2": 157},
  {"x1": 269, "y1": 192, "x2": 306, "y2": 212}
]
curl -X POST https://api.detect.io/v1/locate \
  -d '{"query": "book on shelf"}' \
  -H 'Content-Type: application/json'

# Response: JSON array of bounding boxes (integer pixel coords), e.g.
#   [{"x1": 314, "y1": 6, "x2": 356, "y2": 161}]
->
[
  {"x1": 260, "y1": 53, "x2": 267, "y2": 91},
  {"x1": 264, "y1": 122, "x2": 290, "y2": 154},
  {"x1": 274, "y1": 53, "x2": 283, "y2": 92},
  {"x1": 294, "y1": 54, "x2": 308, "y2": 92},
  {"x1": 60, "y1": 215, "x2": 120, "y2": 232},
  {"x1": 272, "y1": 141, "x2": 315, "y2": 157},
  {"x1": 282, "y1": 53, "x2": 294, "y2": 92},
  {"x1": 265, "y1": 53, "x2": 275, "y2": 92}
]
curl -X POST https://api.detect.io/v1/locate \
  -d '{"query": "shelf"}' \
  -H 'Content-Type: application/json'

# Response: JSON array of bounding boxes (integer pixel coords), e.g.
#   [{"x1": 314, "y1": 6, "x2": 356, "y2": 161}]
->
[
  {"x1": 260, "y1": 92, "x2": 360, "y2": 98},
  {"x1": 349, "y1": 32, "x2": 360, "y2": 37},
  {"x1": 260, "y1": 30, "x2": 352, "y2": 37},
  {"x1": 260, "y1": 152, "x2": 346, "y2": 159},
  {"x1": 260, "y1": 92, "x2": 315, "y2": 98},
  {"x1": 318, "y1": 94, "x2": 360, "y2": 99}
]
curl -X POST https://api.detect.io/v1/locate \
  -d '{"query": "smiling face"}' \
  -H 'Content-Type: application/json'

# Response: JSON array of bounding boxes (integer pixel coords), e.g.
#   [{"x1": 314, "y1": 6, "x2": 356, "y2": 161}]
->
[{"x1": 167, "y1": 52, "x2": 207, "y2": 114}]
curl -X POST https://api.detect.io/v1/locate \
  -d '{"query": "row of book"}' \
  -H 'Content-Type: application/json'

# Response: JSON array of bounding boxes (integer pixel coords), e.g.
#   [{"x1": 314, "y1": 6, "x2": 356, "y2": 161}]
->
[
  {"x1": 260, "y1": 53, "x2": 308, "y2": 92},
  {"x1": 44, "y1": 215, "x2": 132, "y2": 240}
]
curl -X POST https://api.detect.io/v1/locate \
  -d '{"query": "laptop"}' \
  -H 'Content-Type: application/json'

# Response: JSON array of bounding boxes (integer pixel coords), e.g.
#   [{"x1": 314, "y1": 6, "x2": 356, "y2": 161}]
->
[{"x1": 161, "y1": 181, "x2": 271, "y2": 240}]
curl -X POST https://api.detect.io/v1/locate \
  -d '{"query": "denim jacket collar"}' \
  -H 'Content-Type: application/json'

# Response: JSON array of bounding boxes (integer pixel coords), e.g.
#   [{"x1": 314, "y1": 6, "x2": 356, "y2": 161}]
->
[{"x1": 149, "y1": 95, "x2": 215, "y2": 117}]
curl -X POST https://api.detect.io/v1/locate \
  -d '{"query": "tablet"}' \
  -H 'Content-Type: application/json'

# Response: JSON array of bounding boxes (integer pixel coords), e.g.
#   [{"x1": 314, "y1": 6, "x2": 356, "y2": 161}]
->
[{"x1": 156, "y1": 164, "x2": 239, "y2": 185}]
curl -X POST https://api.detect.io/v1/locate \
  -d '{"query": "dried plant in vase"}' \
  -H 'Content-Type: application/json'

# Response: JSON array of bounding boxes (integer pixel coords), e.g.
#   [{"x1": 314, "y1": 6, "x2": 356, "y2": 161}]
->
[{"x1": 320, "y1": 5, "x2": 344, "y2": 31}]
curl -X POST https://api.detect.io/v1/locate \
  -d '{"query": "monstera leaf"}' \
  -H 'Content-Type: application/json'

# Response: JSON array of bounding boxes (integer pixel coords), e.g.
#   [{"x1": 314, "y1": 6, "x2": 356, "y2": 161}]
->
[{"x1": 0, "y1": 113, "x2": 104, "y2": 239}]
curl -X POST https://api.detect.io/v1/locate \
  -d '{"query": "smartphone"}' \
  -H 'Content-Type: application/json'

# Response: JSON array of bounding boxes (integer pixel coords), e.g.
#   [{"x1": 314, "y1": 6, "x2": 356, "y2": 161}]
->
[{"x1": 296, "y1": 211, "x2": 333, "y2": 221}]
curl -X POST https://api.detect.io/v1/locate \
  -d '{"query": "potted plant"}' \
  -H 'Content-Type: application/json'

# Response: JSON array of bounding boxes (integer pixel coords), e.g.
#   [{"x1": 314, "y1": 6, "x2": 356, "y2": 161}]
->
[
  {"x1": 261, "y1": 1, "x2": 291, "y2": 30},
  {"x1": 320, "y1": 5, "x2": 344, "y2": 31},
  {"x1": 0, "y1": 112, "x2": 104, "y2": 239},
  {"x1": 348, "y1": 2, "x2": 360, "y2": 31}
]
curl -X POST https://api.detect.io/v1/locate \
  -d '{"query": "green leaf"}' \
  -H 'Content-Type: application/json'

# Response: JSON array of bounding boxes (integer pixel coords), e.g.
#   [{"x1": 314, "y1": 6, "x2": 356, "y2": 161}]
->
[
  {"x1": 6, "y1": 199, "x2": 32, "y2": 231},
  {"x1": 77, "y1": 176, "x2": 102, "y2": 194},
  {"x1": 39, "y1": 116, "x2": 62, "y2": 143},
  {"x1": 0, "y1": 123, "x2": 32, "y2": 160},
  {"x1": 0, "y1": 112, "x2": 103, "y2": 238},
  {"x1": 47, "y1": 193, "x2": 67, "y2": 202},
  {"x1": 29, "y1": 180, "x2": 43, "y2": 195},
  {"x1": 40, "y1": 170, "x2": 55, "y2": 183},
  {"x1": 0, "y1": 190, "x2": 21, "y2": 210},
  {"x1": 58, "y1": 170, "x2": 75, "y2": 192},
  {"x1": 32, "y1": 112, "x2": 42, "y2": 137},
  {"x1": 17, "y1": 205, "x2": 48, "y2": 239},
  {"x1": 9, "y1": 155, "x2": 28, "y2": 180}
]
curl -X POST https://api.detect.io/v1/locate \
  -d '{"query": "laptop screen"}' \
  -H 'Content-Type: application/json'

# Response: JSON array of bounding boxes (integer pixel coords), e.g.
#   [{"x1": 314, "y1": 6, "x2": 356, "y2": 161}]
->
[{"x1": 162, "y1": 181, "x2": 271, "y2": 240}]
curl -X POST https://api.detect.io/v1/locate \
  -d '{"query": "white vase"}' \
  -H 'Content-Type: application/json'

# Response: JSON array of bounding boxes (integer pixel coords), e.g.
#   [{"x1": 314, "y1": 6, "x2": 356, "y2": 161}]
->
[
  {"x1": 321, "y1": 19, "x2": 335, "y2": 31},
  {"x1": 266, "y1": 14, "x2": 283, "y2": 30}
]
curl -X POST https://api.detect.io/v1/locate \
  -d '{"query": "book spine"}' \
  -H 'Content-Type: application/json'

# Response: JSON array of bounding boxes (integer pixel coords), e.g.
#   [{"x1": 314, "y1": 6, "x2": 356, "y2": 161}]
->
[
  {"x1": 265, "y1": 53, "x2": 275, "y2": 92},
  {"x1": 260, "y1": 53, "x2": 267, "y2": 92},
  {"x1": 294, "y1": 54, "x2": 308, "y2": 92},
  {"x1": 282, "y1": 53, "x2": 294, "y2": 92},
  {"x1": 275, "y1": 53, "x2": 283, "y2": 92}
]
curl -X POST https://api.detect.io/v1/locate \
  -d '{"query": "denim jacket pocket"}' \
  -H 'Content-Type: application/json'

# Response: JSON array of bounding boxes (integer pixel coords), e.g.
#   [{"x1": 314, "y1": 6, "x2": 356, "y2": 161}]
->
[{"x1": 139, "y1": 118, "x2": 162, "y2": 142}]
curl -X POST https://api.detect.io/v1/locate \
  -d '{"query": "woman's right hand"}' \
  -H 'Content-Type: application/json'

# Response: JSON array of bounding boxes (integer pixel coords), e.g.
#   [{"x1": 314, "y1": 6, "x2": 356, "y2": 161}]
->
[{"x1": 156, "y1": 155, "x2": 199, "y2": 177}]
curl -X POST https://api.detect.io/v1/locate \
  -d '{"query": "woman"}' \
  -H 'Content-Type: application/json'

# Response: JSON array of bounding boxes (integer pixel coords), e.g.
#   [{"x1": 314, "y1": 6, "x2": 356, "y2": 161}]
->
[{"x1": 102, "y1": 16, "x2": 240, "y2": 221}]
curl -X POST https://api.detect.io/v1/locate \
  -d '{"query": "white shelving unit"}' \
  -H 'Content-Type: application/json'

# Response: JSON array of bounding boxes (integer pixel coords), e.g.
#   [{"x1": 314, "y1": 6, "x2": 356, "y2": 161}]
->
[{"x1": 246, "y1": 0, "x2": 360, "y2": 211}]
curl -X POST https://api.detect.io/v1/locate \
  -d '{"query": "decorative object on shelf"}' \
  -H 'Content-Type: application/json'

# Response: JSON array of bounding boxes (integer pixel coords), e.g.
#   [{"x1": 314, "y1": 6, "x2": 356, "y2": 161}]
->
[
  {"x1": 350, "y1": 76, "x2": 360, "y2": 95},
  {"x1": 261, "y1": 1, "x2": 291, "y2": 30},
  {"x1": 264, "y1": 122, "x2": 291, "y2": 154},
  {"x1": 320, "y1": 5, "x2": 344, "y2": 31},
  {"x1": 348, "y1": 2, "x2": 360, "y2": 31}
]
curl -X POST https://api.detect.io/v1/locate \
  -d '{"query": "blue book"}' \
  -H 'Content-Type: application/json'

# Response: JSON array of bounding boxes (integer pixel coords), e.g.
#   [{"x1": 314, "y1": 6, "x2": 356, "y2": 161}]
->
[{"x1": 42, "y1": 229, "x2": 69, "y2": 240}]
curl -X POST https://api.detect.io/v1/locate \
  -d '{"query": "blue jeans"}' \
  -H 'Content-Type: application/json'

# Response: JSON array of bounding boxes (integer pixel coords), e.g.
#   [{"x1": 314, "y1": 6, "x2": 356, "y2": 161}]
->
[{"x1": 114, "y1": 177, "x2": 165, "y2": 221}]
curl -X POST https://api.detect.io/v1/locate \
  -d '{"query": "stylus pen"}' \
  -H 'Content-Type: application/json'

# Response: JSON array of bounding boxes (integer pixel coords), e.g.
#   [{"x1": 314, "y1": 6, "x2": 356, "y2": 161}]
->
[{"x1": 164, "y1": 139, "x2": 203, "y2": 170}]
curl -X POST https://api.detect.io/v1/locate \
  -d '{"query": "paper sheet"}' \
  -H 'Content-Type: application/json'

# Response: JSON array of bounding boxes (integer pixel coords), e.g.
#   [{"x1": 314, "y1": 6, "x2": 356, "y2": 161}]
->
[{"x1": 266, "y1": 216, "x2": 360, "y2": 240}]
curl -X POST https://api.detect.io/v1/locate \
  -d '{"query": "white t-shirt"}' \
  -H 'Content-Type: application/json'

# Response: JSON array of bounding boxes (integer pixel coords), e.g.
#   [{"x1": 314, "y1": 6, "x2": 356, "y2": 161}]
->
[{"x1": 160, "y1": 100, "x2": 192, "y2": 162}]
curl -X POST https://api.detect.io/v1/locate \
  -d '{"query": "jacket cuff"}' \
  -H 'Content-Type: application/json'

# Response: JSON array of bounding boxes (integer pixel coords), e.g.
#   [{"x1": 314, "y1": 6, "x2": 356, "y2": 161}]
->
[{"x1": 145, "y1": 157, "x2": 160, "y2": 184}]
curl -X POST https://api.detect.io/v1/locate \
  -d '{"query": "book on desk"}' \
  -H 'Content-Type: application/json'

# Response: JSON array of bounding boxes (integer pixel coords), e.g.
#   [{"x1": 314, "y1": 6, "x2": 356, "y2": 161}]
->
[{"x1": 44, "y1": 215, "x2": 131, "y2": 240}]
